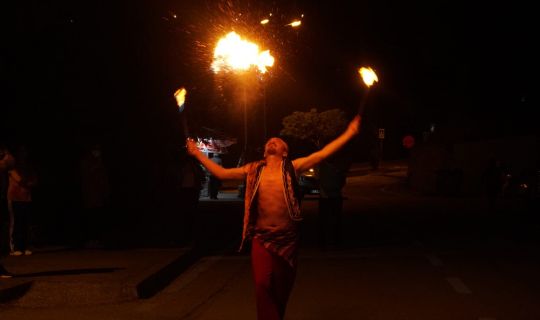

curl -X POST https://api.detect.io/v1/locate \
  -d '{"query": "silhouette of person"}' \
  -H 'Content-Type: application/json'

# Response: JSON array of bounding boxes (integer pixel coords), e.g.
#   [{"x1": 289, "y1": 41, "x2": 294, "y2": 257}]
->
[
  {"x1": 8, "y1": 145, "x2": 38, "y2": 256},
  {"x1": 80, "y1": 144, "x2": 110, "y2": 248},
  {"x1": 208, "y1": 153, "x2": 223, "y2": 199},
  {"x1": 317, "y1": 154, "x2": 351, "y2": 247},
  {"x1": 0, "y1": 145, "x2": 15, "y2": 277}
]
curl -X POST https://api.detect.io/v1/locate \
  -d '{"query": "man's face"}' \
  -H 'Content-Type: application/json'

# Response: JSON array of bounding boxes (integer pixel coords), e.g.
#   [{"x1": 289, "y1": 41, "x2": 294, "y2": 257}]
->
[{"x1": 264, "y1": 138, "x2": 288, "y2": 158}]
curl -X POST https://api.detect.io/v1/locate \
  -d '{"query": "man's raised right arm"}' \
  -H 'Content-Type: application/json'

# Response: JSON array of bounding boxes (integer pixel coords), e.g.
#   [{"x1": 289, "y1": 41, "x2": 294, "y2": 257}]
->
[{"x1": 186, "y1": 139, "x2": 246, "y2": 180}]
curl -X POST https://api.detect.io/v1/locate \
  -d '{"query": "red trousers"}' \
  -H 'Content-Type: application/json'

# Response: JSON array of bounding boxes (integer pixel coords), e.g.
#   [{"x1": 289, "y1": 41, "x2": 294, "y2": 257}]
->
[{"x1": 251, "y1": 238, "x2": 297, "y2": 320}]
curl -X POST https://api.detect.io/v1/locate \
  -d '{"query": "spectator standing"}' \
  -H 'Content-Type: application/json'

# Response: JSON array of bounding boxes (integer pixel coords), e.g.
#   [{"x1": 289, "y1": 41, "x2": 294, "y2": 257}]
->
[
  {"x1": 8, "y1": 145, "x2": 37, "y2": 256},
  {"x1": 80, "y1": 144, "x2": 110, "y2": 248},
  {"x1": 208, "y1": 153, "x2": 223, "y2": 199},
  {"x1": 317, "y1": 154, "x2": 351, "y2": 247},
  {"x1": 0, "y1": 145, "x2": 15, "y2": 277}
]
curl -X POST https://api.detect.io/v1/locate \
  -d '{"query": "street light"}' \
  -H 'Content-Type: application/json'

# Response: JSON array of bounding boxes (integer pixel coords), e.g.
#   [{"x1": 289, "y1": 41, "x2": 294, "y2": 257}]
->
[{"x1": 287, "y1": 20, "x2": 302, "y2": 27}]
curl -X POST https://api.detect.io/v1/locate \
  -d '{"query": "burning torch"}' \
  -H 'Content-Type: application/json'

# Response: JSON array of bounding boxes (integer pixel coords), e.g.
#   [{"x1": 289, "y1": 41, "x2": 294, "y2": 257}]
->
[
  {"x1": 174, "y1": 87, "x2": 189, "y2": 138},
  {"x1": 357, "y1": 66, "x2": 378, "y2": 115}
]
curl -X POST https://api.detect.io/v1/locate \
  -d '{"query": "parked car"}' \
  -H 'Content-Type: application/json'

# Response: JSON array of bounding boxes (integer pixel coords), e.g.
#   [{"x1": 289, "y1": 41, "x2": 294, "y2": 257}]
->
[{"x1": 299, "y1": 167, "x2": 319, "y2": 195}]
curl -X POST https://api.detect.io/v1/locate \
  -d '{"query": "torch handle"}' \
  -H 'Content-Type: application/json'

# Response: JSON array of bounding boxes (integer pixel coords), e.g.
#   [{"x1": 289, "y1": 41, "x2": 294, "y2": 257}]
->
[{"x1": 357, "y1": 89, "x2": 371, "y2": 116}]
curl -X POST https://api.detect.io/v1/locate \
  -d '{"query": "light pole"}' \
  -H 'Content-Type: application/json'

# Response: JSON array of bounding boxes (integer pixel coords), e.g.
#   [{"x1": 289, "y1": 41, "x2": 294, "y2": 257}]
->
[
  {"x1": 263, "y1": 84, "x2": 267, "y2": 140},
  {"x1": 211, "y1": 31, "x2": 275, "y2": 158},
  {"x1": 243, "y1": 85, "x2": 248, "y2": 153},
  {"x1": 211, "y1": 31, "x2": 275, "y2": 197}
]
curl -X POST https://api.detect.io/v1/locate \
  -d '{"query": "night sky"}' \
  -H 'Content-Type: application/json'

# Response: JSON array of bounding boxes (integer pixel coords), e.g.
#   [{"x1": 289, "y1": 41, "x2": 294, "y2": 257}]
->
[{"x1": 3, "y1": 0, "x2": 537, "y2": 159}]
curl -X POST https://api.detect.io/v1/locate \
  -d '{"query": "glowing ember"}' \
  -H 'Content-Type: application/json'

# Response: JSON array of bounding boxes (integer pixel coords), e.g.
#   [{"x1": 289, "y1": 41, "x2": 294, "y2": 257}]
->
[
  {"x1": 174, "y1": 87, "x2": 187, "y2": 112},
  {"x1": 211, "y1": 32, "x2": 275, "y2": 74},
  {"x1": 288, "y1": 20, "x2": 302, "y2": 27},
  {"x1": 358, "y1": 67, "x2": 378, "y2": 87},
  {"x1": 260, "y1": 19, "x2": 269, "y2": 25}
]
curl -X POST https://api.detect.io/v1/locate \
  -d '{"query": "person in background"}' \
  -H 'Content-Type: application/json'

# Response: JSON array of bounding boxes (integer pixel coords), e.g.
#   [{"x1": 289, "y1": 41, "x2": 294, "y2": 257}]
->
[
  {"x1": 208, "y1": 153, "x2": 223, "y2": 199},
  {"x1": 317, "y1": 153, "x2": 351, "y2": 248},
  {"x1": 179, "y1": 152, "x2": 205, "y2": 245},
  {"x1": 8, "y1": 145, "x2": 37, "y2": 256},
  {"x1": 0, "y1": 145, "x2": 15, "y2": 277},
  {"x1": 80, "y1": 143, "x2": 110, "y2": 248}
]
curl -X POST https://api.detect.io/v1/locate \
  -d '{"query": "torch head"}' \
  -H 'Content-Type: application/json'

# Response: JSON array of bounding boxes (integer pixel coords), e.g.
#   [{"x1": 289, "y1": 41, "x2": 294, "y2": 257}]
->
[
  {"x1": 358, "y1": 67, "x2": 378, "y2": 88},
  {"x1": 174, "y1": 87, "x2": 187, "y2": 112}
]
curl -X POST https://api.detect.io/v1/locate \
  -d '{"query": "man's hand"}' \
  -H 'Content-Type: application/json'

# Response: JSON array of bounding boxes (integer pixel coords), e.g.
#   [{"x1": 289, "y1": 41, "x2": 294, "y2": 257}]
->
[
  {"x1": 347, "y1": 115, "x2": 361, "y2": 136},
  {"x1": 186, "y1": 138, "x2": 200, "y2": 157}
]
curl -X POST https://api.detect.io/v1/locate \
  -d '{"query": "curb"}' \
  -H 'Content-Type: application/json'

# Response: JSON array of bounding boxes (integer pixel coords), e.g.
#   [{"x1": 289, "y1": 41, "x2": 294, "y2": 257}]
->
[
  {"x1": 0, "y1": 280, "x2": 33, "y2": 304},
  {"x1": 137, "y1": 247, "x2": 200, "y2": 299},
  {"x1": 0, "y1": 247, "x2": 202, "y2": 307}
]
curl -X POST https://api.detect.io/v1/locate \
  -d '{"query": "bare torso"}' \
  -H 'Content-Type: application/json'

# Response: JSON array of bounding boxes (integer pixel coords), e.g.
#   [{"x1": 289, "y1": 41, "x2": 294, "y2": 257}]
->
[{"x1": 256, "y1": 164, "x2": 290, "y2": 232}]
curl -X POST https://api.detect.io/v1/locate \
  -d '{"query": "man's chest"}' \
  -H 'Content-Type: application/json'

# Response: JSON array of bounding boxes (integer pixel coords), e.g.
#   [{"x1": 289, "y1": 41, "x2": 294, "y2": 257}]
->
[{"x1": 258, "y1": 168, "x2": 284, "y2": 193}]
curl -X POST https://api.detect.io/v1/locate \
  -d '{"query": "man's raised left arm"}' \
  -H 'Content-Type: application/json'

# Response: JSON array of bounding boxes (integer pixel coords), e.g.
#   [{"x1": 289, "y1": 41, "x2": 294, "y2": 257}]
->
[{"x1": 293, "y1": 115, "x2": 361, "y2": 173}]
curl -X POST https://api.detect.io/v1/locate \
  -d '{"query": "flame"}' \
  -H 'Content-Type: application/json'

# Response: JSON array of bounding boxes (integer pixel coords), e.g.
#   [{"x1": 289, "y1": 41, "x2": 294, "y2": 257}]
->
[
  {"x1": 257, "y1": 50, "x2": 275, "y2": 73},
  {"x1": 358, "y1": 67, "x2": 378, "y2": 87},
  {"x1": 174, "y1": 87, "x2": 187, "y2": 111},
  {"x1": 212, "y1": 32, "x2": 274, "y2": 74},
  {"x1": 260, "y1": 19, "x2": 269, "y2": 25},
  {"x1": 288, "y1": 20, "x2": 302, "y2": 27}
]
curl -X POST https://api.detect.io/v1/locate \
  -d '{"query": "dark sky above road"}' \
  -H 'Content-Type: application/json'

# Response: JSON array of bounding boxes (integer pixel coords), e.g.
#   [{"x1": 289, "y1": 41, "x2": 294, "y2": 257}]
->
[{"x1": 3, "y1": 0, "x2": 537, "y2": 153}]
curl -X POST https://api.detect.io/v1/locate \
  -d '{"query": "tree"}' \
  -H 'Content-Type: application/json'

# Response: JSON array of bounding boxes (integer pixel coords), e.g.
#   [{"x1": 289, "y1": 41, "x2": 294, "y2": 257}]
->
[{"x1": 280, "y1": 108, "x2": 348, "y2": 148}]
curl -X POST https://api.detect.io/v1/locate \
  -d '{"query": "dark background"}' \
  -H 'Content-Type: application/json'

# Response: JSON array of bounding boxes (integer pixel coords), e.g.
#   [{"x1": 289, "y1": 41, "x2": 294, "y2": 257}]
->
[
  {"x1": 5, "y1": 1, "x2": 537, "y2": 144},
  {"x1": 2, "y1": 0, "x2": 537, "y2": 244}
]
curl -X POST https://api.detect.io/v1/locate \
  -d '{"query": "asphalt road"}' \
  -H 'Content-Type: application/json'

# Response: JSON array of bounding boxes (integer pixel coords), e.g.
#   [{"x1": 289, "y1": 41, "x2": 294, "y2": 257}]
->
[{"x1": 1, "y1": 165, "x2": 539, "y2": 319}]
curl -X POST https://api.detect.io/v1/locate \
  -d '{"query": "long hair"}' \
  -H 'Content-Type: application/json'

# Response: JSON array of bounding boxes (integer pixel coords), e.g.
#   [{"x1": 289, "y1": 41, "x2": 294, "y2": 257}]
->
[{"x1": 283, "y1": 157, "x2": 302, "y2": 203}]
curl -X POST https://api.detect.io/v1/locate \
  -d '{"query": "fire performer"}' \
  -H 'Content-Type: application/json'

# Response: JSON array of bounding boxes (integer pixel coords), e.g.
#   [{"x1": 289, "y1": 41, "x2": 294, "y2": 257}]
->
[{"x1": 186, "y1": 115, "x2": 361, "y2": 320}]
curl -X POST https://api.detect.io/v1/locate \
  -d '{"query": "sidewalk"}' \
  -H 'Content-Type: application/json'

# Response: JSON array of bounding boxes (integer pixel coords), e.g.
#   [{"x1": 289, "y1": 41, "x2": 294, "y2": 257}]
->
[
  {"x1": 198, "y1": 189, "x2": 242, "y2": 202},
  {"x1": 347, "y1": 160, "x2": 407, "y2": 176},
  {"x1": 0, "y1": 246, "x2": 198, "y2": 307}
]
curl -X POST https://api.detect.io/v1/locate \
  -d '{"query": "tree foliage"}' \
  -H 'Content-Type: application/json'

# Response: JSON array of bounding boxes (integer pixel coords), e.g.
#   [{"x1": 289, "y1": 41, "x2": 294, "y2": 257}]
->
[{"x1": 280, "y1": 108, "x2": 347, "y2": 148}]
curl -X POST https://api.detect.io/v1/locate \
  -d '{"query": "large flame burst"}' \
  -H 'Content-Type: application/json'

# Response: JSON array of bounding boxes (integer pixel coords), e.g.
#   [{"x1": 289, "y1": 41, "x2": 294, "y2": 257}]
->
[{"x1": 211, "y1": 31, "x2": 275, "y2": 74}]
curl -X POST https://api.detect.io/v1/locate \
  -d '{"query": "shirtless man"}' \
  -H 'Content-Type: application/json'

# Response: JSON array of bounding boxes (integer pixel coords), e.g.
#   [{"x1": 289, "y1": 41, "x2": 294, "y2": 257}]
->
[{"x1": 186, "y1": 115, "x2": 361, "y2": 320}]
